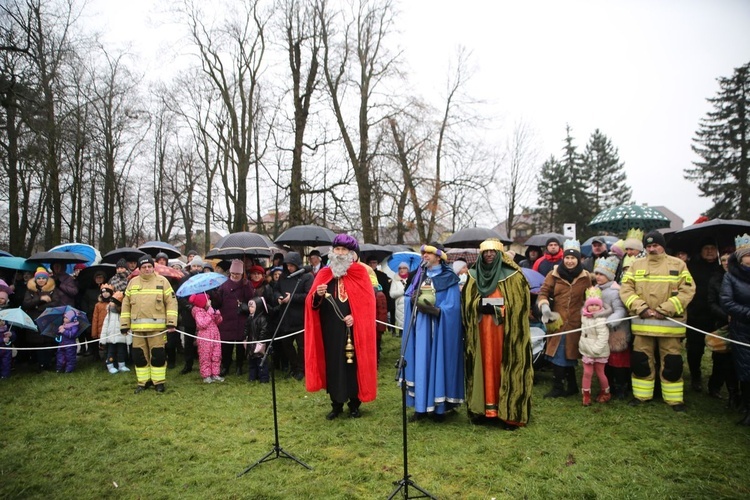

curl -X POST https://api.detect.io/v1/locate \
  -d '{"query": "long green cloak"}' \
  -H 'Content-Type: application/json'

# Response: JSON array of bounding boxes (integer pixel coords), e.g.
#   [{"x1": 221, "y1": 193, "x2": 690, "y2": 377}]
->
[{"x1": 462, "y1": 253, "x2": 534, "y2": 423}]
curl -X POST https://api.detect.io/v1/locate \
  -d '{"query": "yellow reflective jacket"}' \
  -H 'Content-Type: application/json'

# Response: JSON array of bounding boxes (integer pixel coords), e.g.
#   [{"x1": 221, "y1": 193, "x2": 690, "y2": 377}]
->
[
  {"x1": 120, "y1": 273, "x2": 178, "y2": 332},
  {"x1": 619, "y1": 253, "x2": 695, "y2": 337}
]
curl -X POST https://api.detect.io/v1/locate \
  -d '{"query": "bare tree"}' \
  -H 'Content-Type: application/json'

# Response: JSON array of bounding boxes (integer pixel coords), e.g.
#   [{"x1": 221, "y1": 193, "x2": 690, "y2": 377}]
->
[
  {"x1": 497, "y1": 120, "x2": 538, "y2": 237},
  {"x1": 183, "y1": 0, "x2": 268, "y2": 233},
  {"x1": 318, "y1": 0, "x2": 400, "y2": 242}
]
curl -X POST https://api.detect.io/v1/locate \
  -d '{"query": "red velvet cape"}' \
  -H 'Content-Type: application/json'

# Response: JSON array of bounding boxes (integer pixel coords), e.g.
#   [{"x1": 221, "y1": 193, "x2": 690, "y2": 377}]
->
[{"x1": 304, "y1": 264, "x2": 378, "y2": 402}]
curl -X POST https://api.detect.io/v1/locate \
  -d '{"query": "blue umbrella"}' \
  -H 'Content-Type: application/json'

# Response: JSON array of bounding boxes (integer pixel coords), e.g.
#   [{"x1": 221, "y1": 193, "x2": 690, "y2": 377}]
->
[
  {"x1": 0, "y1": 256, "x2": 37, "y2": 272},
  {"x1": 176, "y1": 272, "x2": 228, "y2": 297},
  {"x1": 0, "y1": 250, "x2": 12, "y2": 257},
  {"x1": 521, "y1": 268, "x2": 545, "y2": 294},
  {"x1": 387, "y1": 252, "x2": 422, "y2": 274},
  {"x1": 49, "y1": 243, "x2": 101, "y2": 275},
  {"x1": 35, "y1": 306, "x2": 90, "y2": 338},
  {"x1": 0, "y1": 307, "x2": 38, "y2": 331}
]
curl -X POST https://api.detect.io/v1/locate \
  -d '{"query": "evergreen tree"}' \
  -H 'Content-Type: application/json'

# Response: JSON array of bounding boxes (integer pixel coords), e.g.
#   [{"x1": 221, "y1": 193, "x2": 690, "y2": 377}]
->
[
  {"x1": 687, "y1": 61, "x2": 750, "y2": 219},
  {"x1": 536, "y1": 154, "x2": 564, "y2": 232},
  {"x1": 583, "y1": 129, "x2": 632, "y2": 214},
  {"x1": 557, "y1": 126, "x2": 591, "y2": 237}
]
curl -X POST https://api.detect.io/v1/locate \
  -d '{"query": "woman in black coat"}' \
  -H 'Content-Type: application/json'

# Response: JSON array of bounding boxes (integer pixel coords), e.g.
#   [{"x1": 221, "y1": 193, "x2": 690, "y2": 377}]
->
[{"x1": 720, "y1": 247, "x2": 750, "y2": 425}]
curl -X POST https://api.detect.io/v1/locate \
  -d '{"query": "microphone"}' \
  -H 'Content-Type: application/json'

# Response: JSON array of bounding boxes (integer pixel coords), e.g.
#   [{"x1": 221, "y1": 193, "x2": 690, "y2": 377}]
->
[
  {"x1": 420, "y1": 260, "x2": 428, "y2": 269},
  {"x1": 287, "y1": 265, "x2": 313, "y2": 278}
]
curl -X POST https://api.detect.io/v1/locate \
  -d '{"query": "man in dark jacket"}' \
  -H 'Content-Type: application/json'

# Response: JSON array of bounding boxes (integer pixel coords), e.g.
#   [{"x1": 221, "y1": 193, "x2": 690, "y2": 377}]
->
[
  {"x1": 582, "y1": 237, "x2": 610, "y2": 272},
  {"x1": 532, "y1": 238, "x2": 564, "y2": 276},
  {"x1": 275, "y1": 251, "x2": 313, "y2": 380},
  {"x1": 686, "y1": 240, "x2": 723, "y2": 393}
]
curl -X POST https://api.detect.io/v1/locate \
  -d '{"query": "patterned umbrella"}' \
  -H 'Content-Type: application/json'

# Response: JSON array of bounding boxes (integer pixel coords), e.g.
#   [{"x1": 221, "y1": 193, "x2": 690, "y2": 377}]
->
[
  {"x1": 0, "y1": 307, "x2": 38, "y2": 331},
  {"x1": 49, "y1": 243, "x2": 101, "y2": 274},
  {"x1": 588, "y1": 205, "x2": 671, "y2": 233},
  {"x1": 128, "y1": 264, "x2": 185, "y2": 281},
  {"x1": 176, "y1": 272, "x2": 228, "y2": 297},
  {"x1": 274, "y1": 225, "x2": 337, "y2": 246}
]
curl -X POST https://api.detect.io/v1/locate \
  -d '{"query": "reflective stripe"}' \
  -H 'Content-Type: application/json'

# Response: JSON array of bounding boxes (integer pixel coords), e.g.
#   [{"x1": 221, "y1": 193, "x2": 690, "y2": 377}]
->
[
  {"x1": 669, "y1": 296, "x2": 684, "y2": 315},
  {"x1": 130, "y1": 318, "x2": 167, "y2": 331},
  {"x1": 631, "y1": 323, "x2": 685, "y2": 335},
  {"x1": 135, "y1": 366, "x2": 151, "y2": 384},
  {"x1": 632, "y1": 317, "x2": 685, "y2": 335},
  {"x1": 661, "y1": 380, "x2": 683, "y2": 404},
  {"x1": 625, "y1": 294, "x2": 639, "y2": 309},
  {"x1": 632, "y1": 377, "x2": 654, "y2": 400},
  {"x1": 626, "y1": 275, "x2": 683, "y2": 284},
  {"x1": 150, "y1": 365, "x2": 166, "y2": 384}
]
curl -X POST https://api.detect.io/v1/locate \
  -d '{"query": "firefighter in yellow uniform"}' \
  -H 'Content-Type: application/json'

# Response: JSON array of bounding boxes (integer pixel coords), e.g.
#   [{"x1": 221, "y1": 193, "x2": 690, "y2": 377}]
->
[
  {"x1": 121, "y1": 255, "x2": 178, "y2": 394},
  {"x1": 620, "y1": 231, "x2": 695, "y2": 411}
]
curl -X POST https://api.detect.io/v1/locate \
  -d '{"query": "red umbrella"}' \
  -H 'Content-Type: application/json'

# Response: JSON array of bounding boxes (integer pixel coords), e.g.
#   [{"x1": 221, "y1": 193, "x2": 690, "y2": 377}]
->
[{"x1": 128, "y1": 264, "x2": 185, "y2": 281}]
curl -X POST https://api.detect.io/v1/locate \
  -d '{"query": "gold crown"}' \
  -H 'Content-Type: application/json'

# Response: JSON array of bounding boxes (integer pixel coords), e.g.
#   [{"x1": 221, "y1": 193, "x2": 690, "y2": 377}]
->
[
  {"x1": 479, "y1": 238, "x2": 504, "y2": 253},
  {"x1": 735, "y1": 233, "x2": 750, "y2": 251},
  {"x1": 585, "y1": 287, "x2": 603, "y2": 300},
  {"x1": 626, "y1": 228, "x2": 644, "y2": 241}
]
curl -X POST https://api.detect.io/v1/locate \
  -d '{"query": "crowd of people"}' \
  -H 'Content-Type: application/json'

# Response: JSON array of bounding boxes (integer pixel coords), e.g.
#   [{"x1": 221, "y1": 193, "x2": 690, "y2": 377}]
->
[{"x1": 1, "y1": 228, "x2": 750, "y2": 428}]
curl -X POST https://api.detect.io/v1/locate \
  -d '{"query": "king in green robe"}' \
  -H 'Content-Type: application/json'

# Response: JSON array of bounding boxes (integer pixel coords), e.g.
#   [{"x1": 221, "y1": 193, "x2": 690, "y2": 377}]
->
[{"x1": 461, "y1": 239, "x2": 534, "y2": 428}]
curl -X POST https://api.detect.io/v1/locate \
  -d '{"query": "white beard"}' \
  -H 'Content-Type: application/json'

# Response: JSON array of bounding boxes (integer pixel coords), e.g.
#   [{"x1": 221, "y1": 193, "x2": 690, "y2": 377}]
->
[{"x1": 329, "y1": 252, "x2": 355, "y2": 278}]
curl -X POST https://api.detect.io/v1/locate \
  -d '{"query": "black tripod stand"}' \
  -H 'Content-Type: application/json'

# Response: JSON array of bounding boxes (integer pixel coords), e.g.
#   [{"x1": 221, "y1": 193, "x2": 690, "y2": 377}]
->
[
  {"x1": 389, "y1": 267, "x2": 437, "y2": 499},
  {"x1": 238, "y1": 276, "x2": 312, "y2": 476}
]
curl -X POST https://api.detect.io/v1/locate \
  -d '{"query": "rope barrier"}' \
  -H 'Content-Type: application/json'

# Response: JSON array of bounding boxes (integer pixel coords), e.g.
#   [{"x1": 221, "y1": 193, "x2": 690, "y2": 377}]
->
[
  {"x1": 0, "y1": 328, "x2": 304, "y2": 351},
  {"x1": 3, "y1": 316, "x2": 749, "y2": 350}
]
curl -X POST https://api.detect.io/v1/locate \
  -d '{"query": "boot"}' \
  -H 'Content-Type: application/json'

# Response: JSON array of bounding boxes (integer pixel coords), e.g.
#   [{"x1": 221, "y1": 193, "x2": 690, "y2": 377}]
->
[
  {"x1": 544, "y1": 365, "x2": 566, "y2": 398},
  {"x1": 727, "y1": 388, "x2": 741, "y2": 411},
  {"x1": 180, "y1": 361, "x2": 193, "y2": 375},
  {"x1": 106, "y1": 363, "x2": 119, "y2": 375},
  {"x1": 582, "y1": 389, "x2": 592, "y2": 406},
  {"x1": 565, "y1": 366, "x2": 578, "y2": 396},
  {"x1": 596, "y1": 387, "x2": 612, "y2": 403}
]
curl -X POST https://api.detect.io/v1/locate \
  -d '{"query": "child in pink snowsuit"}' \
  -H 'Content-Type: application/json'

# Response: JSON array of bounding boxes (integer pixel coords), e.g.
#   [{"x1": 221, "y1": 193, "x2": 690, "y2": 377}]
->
[{"x1": 190, "y1": 293, "x2": 223, "y2": 383}]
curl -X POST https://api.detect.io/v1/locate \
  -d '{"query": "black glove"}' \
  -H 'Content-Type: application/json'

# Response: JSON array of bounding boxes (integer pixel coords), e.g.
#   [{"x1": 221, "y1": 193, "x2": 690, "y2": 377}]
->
[
  {"x1": 120, "y1": 328, "x2": 130, "y2": 334},
  {"x1": 478, "y1": 303, "x2": 495, "y2": 315},
  {"x1": 417, "y1": 303, "x2": 441, "y2": 317}
]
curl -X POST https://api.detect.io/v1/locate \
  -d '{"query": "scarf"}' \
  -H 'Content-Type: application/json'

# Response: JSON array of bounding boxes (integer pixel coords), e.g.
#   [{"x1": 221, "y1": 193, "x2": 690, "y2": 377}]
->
[
  {"x1": 557, "y1": 261, "x2": 583, "y2": 283},
  {"x1": 250, "y1": 278, "x2": 264, "y2": 290},
  {"x1": 474, "y1": 253, "x2": 517, "y2": 297}
]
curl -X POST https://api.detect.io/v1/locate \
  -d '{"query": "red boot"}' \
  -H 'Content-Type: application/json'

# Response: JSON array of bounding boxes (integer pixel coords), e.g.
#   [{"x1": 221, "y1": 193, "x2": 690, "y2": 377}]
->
[
  {"x1": 582, "y1": 389, "x2": 592, "y2": 407},
  {"x1": 596, "y1": 387, "x2": 612, "y2": 403}
]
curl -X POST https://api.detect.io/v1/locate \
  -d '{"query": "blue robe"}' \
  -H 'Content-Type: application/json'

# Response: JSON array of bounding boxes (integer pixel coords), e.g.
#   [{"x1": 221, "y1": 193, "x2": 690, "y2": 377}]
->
[{"x1": 401, "y1": 263, "x2": 464, "y2": 414}]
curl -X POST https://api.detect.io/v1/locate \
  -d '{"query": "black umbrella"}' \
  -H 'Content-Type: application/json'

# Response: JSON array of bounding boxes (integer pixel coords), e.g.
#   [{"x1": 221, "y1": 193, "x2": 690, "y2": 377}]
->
[
  {"x1": 210, "y1": 232, "x2": 277, "y2": 259},
  {"x1": 274, "y1": 224, "x2": 337, "y2": 247},
  {"x1": 666, "y1": 218, "x2": 750, "y2": 254},
  {"x1": 77, "y1": 264, "x2": 117, "y2": 288},
  {"x1": 138, "y1": 241, "x2": 181, "y2": 259},
  {"x1": 101, "y1": 247, "x2": 146, "y2": 264},
  {"x1": 523, "y1": 232, "x2": 571, "y2": 248},
  {"x1": 443, "y1": 227, "x2": 512, "y2": 248},
  {"x1": 359, "y1": 243, "x2": 393, "y2": 262},
  {"x1": 26, "y1": 251, "x2": 90, "y2": 264}
]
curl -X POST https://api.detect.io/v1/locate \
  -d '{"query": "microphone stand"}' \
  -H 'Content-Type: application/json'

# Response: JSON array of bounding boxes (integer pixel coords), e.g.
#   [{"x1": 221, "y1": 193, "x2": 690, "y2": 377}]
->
[
  {"x1": 238, "y1": 274, "x2": 312, "y2": 476},
  {"x1": 388, "y1": 265, "x2": 437, "y2": 499}
]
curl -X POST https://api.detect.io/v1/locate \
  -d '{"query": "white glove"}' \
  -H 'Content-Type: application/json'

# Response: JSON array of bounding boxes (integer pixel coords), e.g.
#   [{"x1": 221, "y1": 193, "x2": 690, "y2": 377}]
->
[{"x1": 540, "y1": 303, "x2": 552, "y2": 323}]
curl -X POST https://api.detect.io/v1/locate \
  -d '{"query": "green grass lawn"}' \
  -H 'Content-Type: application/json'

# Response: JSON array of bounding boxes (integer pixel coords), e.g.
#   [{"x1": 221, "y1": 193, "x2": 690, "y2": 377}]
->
[{"x1": 2, "y1": 335, "x2": 749, "y2": 499}]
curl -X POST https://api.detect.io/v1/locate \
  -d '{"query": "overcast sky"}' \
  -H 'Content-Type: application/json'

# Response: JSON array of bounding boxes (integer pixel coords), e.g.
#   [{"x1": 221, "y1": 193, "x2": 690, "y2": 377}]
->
[{"x1": 89, "y1": 0, "x2": 750, "y2": 228}]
